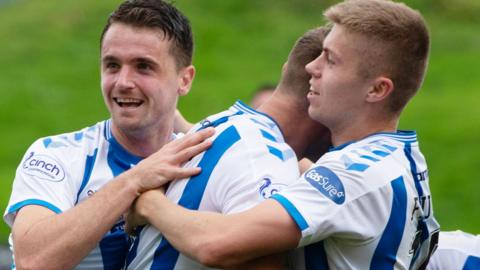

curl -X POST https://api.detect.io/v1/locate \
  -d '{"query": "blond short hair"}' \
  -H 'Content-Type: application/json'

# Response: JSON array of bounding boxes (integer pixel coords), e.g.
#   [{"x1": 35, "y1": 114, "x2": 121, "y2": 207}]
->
[{"x1": 325, "y1": 0, "x2": 429, "y2": 113}]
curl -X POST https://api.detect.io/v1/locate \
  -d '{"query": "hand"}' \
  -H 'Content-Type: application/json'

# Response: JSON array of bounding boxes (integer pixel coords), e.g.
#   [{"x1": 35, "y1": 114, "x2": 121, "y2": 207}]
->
[
  {"x1": 298, "y1": 158, "x2": 314, "y2": 174},
  {"x1": 126, "y1": 127, "x2": 215, "y2": 194},
  {"x1": 125, "y1": 201, "x2": 147, "y2": 236},
  {"x1": 125, "y1": 188, "x2": 166, "y2": 235}
]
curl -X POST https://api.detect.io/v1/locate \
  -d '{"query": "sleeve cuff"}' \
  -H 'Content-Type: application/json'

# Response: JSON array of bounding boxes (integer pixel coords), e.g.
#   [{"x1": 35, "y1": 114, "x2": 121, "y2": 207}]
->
[
  {"x1": 270, "y1": 194, "x2": 309, "y2": 231},
  {"x1": 7, "y1": 199, "x2": 62, "y2": 215}
]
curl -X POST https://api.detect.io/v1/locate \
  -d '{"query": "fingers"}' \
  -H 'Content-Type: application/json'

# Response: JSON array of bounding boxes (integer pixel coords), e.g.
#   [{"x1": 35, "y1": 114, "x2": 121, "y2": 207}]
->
[
  {"x1": 169, "y1": 166, "x2": 202, "y2": 180},
  {"x1": 171, "y1": 127, "x2": 215, "y2": 152},
  {"x1": 173, "y1": 139, "x2": 213, "y2": 164}
]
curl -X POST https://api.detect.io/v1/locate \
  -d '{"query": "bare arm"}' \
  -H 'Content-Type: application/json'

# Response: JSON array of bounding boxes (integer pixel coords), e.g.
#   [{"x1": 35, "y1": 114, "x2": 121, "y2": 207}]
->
[
  {"x1": 129, "y1": 189, "x2": 301, "y2": 268},
  {"x1": 12, "y1": 128, "x2": 214, "y2": 270},
  {"x1": 227, "y1": 253, "x2": 289, "y2": 270}
]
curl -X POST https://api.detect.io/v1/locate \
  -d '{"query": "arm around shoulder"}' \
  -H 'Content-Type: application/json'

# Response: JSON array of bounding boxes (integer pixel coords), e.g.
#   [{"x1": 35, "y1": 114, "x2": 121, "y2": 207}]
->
[{"x1": 135, "y1": 190, "x2": 301, "y2": 268}]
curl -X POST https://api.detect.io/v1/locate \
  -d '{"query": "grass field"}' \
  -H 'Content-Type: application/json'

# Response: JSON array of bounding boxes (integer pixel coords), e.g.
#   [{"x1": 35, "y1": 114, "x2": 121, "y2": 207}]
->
[{"x1": 1, "y1": 0, "x2": 479, "y2": 244}]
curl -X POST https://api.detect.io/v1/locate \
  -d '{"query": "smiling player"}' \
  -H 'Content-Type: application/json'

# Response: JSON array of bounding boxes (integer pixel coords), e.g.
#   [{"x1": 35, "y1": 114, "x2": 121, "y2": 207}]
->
[{"x1": 3, "y1": 1, "x2": 213, "y2": 269}]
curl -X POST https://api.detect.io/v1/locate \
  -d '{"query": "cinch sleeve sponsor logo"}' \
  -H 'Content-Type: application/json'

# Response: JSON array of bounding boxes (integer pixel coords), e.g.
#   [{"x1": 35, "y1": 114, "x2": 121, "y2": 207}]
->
[
  {"x1": 304, "y1": 166, "x2": 345, "y2": 204},
  {"x1": 22, "y1": 152, "x2": 66, "y2": 182}
]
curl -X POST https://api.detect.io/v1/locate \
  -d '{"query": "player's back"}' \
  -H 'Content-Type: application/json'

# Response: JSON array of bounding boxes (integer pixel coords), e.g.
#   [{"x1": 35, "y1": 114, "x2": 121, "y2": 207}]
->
[
  {"x1": 427, "y1": 230, "x2": 480, "y2": 270},
  {"x1": 126, "y1": 101, "x2": 300, "y2": 270}
]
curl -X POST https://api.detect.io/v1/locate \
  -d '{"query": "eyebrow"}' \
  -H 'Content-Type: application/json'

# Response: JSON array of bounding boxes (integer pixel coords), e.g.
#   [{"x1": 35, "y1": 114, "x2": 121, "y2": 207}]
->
[
  {"x1": 323, "y1": 48, "x2": 334, "y2": 58},
  {"x1": 135, "y1": 57, "x2": 158, "y2": 66},
  {"x1": 101, "y1": 55, "x2": 159, "y2": 67},
  {"x1": 101, "y1": 55, "x2": 117, "y2": 63}
]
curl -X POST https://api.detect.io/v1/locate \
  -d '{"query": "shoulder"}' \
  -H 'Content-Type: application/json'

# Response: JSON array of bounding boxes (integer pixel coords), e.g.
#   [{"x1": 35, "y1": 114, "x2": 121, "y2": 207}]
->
[
  {"x1": 309, "y1": 136, "x2": 410, "y2": 201},
  {"x1": 21, "y1": 121, "x2": 107, "y2": 175},
  {"x1": 36, "y1": 121, "x2": 105, "y2": 154}
]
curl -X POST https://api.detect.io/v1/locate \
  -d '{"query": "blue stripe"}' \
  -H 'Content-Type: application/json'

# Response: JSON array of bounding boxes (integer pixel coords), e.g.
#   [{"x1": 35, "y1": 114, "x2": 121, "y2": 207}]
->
[
  {"x1": 126, "y1": 226, "x2": 144, "y2": 267},
  {"x1": 267, "y1": 145, "x2": 284, "y2": 161},
  {"x1": 150, "y1": 126, "x2": 241, "y2": 270},
  {"x1": 107, "y1": 136, "x2": 142, "y2": 177},
  {"x1": 463, "y1": 255, "x2": 480, "y2": 270},
  {"x1": 404, "y1": 143, "x2": 424, "y2": 197},
  {"x1": 43, "y1": 138, "x2": 52, "y2": 148},
  {"x1": 235, "y1": 100, "x2": 283, "y2": 133},
  {"x1": 103, "y1": 120, "x2": 110, "y2": 140},
  {"x1": 99, "y1": 227, "x2": 130, "y2": 270},
  {"x1": 74, "y1": 132, "x2": 84, "y2": 141},
  {"x1": 8, "y1": 199, "x2": 62, "y2": 214},
  {"x1": 234, "y1": 100, "x2": 258, "y2": 115},
  {"x1": 102, "y1": 131, "x2": 141, "y2": 268},
  {"x1": 370, "y1": 176, "x2": 407, "y2": 270},
  {"x1": 261, "y1": 129, "x2": 277, "y2": 142},
  {"x1": 198, "y1": 111, "x2": 243, "y2": 131},
  {"x1": 270, "y1": 194, "x2": 309, "y2": 231},
  {"x1": 346, "y1": 163, "x2": 369, "y2": 172},
  {"x1": 305, "y1": 241, "x2": 329, "y2": 270},
  {"x1": 359, "y1": 155, "x2": 380, "y2": 162},
  {"x1": 404, "y1": 143, "x2": 430, "y2": 267},
  {"x1": 381, "y1": 144, "x2": 397, "y2": 152},
  {"x1": 75, "y1": 148, "x2": 98, "y2": 204},
  {"x1": 372, "y1": 150, "x2": 390, "y2": 157}
]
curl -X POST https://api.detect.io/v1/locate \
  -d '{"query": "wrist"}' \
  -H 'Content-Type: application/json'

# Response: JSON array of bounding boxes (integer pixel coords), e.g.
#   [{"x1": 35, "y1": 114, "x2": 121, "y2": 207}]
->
[
  {"x1": 136, "y1": 191, "x2": 159, "y2": 221},
  {"x1": 119, "y1": 170, "x2": 143, "y2": 197}
]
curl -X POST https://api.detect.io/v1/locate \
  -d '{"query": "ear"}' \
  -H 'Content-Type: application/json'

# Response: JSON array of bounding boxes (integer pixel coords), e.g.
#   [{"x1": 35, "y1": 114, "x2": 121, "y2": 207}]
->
[
  {"x1": 177, "y1": 65, "x2": 195, "y2": 96},
  {"x1": 366, "y1": 77, "x2": 394, "y2": 103}
]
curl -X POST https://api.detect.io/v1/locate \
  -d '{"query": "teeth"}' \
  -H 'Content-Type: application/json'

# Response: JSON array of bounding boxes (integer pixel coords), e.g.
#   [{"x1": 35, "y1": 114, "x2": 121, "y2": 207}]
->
[{"x1": 115, "y1": 98, "x2": 142, "y2": 104}]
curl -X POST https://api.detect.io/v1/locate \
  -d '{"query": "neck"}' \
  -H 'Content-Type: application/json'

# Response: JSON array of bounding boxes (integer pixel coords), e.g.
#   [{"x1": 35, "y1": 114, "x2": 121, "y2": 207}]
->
[
  {"x1": 257, "y1": 92, "x2": 325, "y2": 158},
  {"x1": 110, "y1": 122, "x2": 173, "y2": 158},
  {"x1": 330, "y1": 112, "x2": 399, "y2": 147}
]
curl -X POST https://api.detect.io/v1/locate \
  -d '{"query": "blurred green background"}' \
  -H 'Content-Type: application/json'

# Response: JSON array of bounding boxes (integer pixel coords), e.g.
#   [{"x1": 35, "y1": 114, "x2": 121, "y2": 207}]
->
[{"x1": 0, "y1": 0, "x2": 479, "y2": 245}]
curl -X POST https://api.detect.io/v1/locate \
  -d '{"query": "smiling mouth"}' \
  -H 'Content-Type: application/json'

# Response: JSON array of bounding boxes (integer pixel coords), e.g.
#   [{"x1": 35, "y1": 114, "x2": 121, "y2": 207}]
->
[{"x1": 113, "y1": 97, "x2": 144, "y2": 108}]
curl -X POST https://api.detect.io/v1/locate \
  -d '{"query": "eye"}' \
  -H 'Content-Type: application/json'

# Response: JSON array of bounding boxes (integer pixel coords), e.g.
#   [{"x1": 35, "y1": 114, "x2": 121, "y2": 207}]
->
[
  {"x1": 325, "y1": 52, "x2": 335, "y2": 65},
  {"x1": 104, "y1": 62, "x2": 120, "y2": 71},
  {"x1": 137, "y1": 62, "x2": 153, "y2": 72}
]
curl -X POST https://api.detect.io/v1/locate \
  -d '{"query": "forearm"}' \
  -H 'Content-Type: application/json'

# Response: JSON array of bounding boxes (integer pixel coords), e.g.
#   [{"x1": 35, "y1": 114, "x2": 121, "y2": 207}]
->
[
  {"x1": 13, "y1": 173, "x2": 139, "y2": 270},
  {"x1": 12, "y1": 128, "x2": 215, "y2": 269},
  {"x1": 227, "y1": 252, "x2": 288, "y2": 270},
  {"x1": 140, "y1": 193, "x2": 300, "y2": 267}
]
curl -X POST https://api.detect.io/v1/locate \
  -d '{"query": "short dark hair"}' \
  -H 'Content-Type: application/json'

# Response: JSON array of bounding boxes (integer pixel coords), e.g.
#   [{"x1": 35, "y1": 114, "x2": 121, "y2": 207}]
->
[
  {"x1": 100, "y1": 0, "x2": 193, "y2": 68},
  {"x1": 278, "y1": 27, "x2": 330, "y2": 104}
]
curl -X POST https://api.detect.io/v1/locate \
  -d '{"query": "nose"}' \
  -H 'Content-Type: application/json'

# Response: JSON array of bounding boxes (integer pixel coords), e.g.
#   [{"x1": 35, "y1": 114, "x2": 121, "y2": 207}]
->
[
  {"x1": 305, "y1": 55, "x2": 322, "y2": 78},
  {"x1": 116, "y1": 66, "x2": 135, "y2": 90}
]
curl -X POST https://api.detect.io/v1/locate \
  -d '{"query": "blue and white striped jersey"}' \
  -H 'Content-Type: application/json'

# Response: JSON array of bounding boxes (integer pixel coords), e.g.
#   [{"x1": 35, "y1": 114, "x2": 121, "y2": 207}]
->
[
  {"x1": 272, "y1": 131, "x2": 440, "y2": 269},
  {"x1": 427, "y1": 231, "x2": 480, "y2": 270},
  {"x1": 126, "y1": 101, "x2": 300, "y2": 270},
  {"x1": 4, "y1": 120, "x2": 152, "y2": 270}
]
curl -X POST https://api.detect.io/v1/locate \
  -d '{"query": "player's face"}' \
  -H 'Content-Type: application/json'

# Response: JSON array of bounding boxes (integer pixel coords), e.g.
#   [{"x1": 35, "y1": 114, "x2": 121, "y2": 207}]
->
[
  {"x1": 306, "y1": 25, "x2": 372, "y2": 130},
  {"x1": 101, "y1": 23, "x2": 194, "y2": 136}
]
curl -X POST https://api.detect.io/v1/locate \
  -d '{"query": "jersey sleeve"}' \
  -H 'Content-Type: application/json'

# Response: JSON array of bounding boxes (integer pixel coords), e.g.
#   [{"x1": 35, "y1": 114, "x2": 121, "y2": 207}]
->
[
  {"x1": 210, "y1": 139, "x2": 300, "y2": 215},
  {"x1": 270, "y1": 159, "x2": 392, "y2": 247},
  {"x1": 3, "y1": 138, "x2": 82, "y2": 226}
]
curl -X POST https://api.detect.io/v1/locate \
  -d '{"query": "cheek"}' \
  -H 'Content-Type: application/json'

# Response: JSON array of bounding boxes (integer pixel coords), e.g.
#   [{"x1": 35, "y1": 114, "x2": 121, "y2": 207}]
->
[{"x1": 100, "y1": 75, "x2": 113, "y2": 95}]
